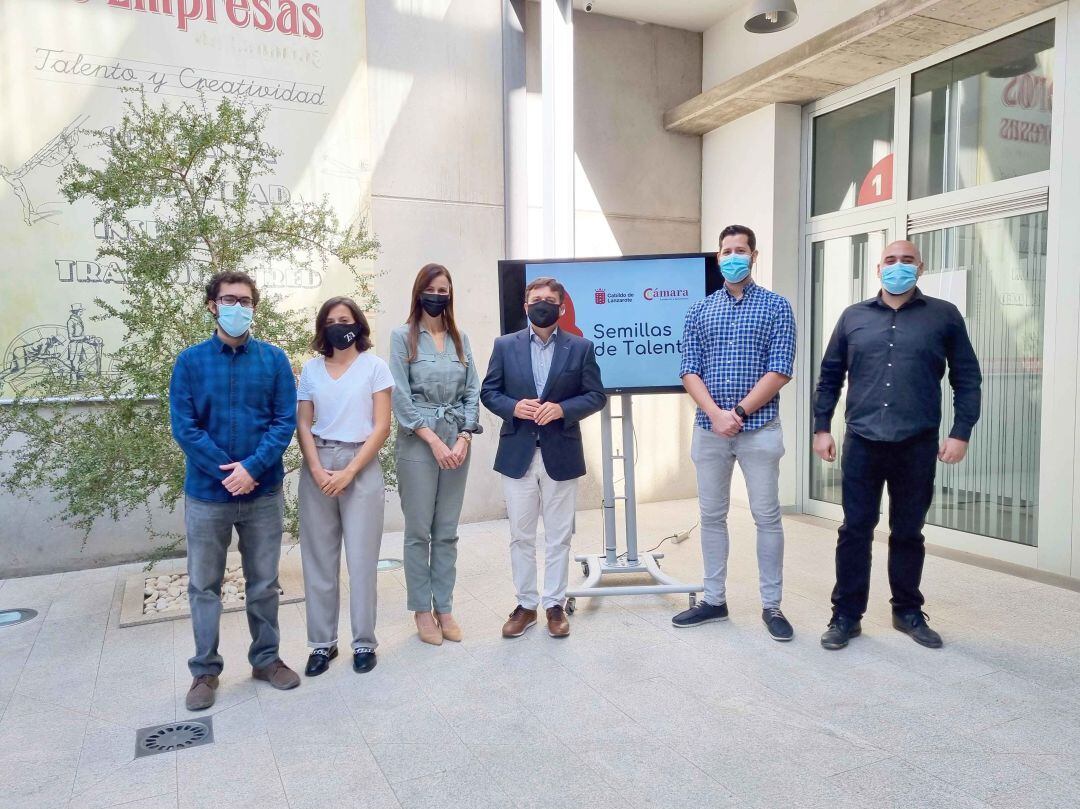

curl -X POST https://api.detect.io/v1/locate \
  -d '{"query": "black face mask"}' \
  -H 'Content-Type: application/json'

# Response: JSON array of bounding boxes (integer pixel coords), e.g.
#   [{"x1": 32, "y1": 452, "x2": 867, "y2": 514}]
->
[
  {"x1": 325, "y1": 322, "x2": 359, "y2": 351},
  {"x1": 420, "y1": 293, "x2": 450, "y2": 318},
  {"x1": 527, "y1": 300, "x2": 561, "y2": 328}
]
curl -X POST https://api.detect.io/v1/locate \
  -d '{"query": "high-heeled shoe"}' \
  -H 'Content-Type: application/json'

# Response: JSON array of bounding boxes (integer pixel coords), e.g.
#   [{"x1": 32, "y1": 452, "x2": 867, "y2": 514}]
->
[
  {"x1": 415, "y1": 611, "x2": 443, "y2": 645},
  {"x1": 436, "y1": 612, "x2": 463, "y2": 642}
]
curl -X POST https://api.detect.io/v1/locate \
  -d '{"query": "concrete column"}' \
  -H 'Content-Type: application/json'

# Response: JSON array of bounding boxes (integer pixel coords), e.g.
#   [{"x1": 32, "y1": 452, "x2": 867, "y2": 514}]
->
[
  {"x1": 540, "y1": 0, "x2": 574, "y2": 258},
  {"x1": 502, "y1": 0, "x2": 528, "y2": 260}
]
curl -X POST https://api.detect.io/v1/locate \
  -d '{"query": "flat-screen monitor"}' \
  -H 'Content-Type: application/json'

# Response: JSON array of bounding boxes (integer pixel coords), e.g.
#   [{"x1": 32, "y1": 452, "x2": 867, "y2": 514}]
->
[{"x1": 498, "y1": 252, "x2": 721, "y2": 394}]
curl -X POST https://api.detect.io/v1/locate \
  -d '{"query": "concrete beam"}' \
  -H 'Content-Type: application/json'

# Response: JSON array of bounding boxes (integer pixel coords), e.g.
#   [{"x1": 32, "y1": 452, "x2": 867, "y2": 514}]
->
[{"x1": 665, "y1": 0, "x2": 1058, "y2": 136}]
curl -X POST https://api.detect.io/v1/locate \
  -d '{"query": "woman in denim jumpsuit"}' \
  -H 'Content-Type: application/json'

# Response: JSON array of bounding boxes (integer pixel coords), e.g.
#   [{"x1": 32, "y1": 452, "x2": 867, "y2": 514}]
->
[{"x1": 389, "y1": 263, "x2": 482, "y2": 644}]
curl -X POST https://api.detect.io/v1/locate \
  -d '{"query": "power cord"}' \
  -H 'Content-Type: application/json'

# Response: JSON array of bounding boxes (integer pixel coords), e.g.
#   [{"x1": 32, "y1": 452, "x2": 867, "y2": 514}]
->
[{"x1": 614, "y1": 522, "x2": 698, "y2": 562}]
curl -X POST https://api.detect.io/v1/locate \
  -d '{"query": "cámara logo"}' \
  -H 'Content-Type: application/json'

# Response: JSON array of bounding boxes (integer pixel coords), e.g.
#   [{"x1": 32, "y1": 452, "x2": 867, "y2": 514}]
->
[{"x1": 643, "y1": 287, "x2": 689, "y2": 301}]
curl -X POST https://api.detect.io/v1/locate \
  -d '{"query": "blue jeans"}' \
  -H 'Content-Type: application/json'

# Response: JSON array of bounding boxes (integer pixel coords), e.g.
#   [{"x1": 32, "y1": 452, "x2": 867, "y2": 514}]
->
[{"x1": 184, "y1": 487, "x2": 284, "y2": 676}]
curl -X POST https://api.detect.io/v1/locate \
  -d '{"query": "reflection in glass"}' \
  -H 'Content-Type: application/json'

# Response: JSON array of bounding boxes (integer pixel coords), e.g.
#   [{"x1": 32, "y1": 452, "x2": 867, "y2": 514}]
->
[
  {"x1": 809, "y1": 231, "x2": 887, "y2": 504},
  {"x1": 910, "y1": 21, "x2": 1054, "y2": 199},
  {"x1": 912, "y1": 212, "x2": 1046, "y2": 545},
  {"x1": 812, "y1": 91, "x2": 895, "y2": 216}
]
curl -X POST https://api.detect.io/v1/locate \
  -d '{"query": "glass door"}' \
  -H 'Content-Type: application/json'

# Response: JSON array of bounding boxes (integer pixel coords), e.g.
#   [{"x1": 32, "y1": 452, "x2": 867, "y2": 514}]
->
[{"x1": 805, "y1": 226, "x2": 890, "y2": 518}]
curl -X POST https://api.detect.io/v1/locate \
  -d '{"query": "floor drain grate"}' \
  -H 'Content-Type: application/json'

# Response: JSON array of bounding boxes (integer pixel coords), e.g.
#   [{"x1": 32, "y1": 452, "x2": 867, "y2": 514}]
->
[{"x1": 135, "y1": 717, "x2": 213, "y2": 757}]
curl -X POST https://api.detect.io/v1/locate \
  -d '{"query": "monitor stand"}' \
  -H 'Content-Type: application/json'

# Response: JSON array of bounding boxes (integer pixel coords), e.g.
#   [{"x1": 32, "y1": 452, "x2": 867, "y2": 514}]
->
[{"x1": 566, "y1": 394, "x2": 702, "y2": 614}]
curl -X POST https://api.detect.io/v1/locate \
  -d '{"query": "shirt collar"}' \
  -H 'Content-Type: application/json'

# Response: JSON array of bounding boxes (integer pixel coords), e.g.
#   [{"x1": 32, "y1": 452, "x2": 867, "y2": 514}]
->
[
  {"x1": 211, "y1": 330, "x2": 250, "y2": 354},
  {"x1": 529, "y1": 325, "x2": 558, "y2": 346},
  {"x1": 720, "y1": 279, "x2": 757, "y2": 301},
  {"x1": 866, "y1": 286, "x2": 927, "y2": 310}
]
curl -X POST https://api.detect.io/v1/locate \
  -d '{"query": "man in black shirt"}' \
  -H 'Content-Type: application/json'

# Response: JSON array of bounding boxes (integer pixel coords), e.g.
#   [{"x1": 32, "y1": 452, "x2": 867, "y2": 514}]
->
[{"x1": 813, "y1": 240, "x2": 981, "y2": 651}]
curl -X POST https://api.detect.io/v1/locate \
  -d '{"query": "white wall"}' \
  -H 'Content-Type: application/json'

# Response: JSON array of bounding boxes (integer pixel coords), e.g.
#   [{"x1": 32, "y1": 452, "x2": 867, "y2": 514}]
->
[
  {"x1": 700, "y1": 103, "x2": 802, "y2": 508},
  {"x1": 698, "y1": 3, "x2": 872, "y2": 512},
  {"x1": 365, "y1": 0, "x2": 508, "y2": 531}
]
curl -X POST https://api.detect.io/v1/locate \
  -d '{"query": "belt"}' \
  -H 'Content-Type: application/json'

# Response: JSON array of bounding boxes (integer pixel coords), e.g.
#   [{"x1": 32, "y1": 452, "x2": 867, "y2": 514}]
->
[
  {"x1": 314, "y1": 437, "x2": 364, "y2": 448},
  {"x1": 411, "y1": 400, "x2": 467, "y2": 430}
]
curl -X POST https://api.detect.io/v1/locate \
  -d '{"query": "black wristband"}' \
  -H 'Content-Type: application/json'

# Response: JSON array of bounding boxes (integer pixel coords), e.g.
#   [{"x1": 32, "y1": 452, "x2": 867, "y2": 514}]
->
[{"x1": 734, "y1": 405, "x2": 747, "y2": 420}]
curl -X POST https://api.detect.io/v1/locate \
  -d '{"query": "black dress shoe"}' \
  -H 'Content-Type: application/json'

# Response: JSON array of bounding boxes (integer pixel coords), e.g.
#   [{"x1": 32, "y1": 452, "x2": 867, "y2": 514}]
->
[
  {"x1": 305, "y1": 646, "x2": 338, "y2": 677},
  {"x1": 353, "y1": 648, "x2": 377, "y2": 673},
  {"x1": 893, "y1": 610, "x2": 943, "y2": 648},
  {"x1": 820, "y1": 614, "x2": 861, "y2": 650}
]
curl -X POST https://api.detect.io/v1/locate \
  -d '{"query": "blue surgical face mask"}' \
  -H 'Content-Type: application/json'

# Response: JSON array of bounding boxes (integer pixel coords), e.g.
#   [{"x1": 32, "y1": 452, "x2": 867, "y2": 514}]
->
[
  {"x1": 216, "y1": 303, "x2": 253, "y2": 338},
  {"x1": 880, "y1": 262, "x2": 919, "y2": 295},
  {"x1": 720, "y1": 253, "x2": 752, "y2": 283}
]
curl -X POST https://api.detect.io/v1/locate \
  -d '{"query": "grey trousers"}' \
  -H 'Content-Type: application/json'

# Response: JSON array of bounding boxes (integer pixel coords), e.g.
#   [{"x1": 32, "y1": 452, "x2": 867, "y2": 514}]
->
[
  {"x1": 691, "y1": 421, "x2": 786, "y2": 609},
  {"x1": 396, "y1": 431, "x2": 471, "y2": 613},
  {"x1": 298, "y1": 439, "x2": 385, "y2": 652},
  {"x1": 185, "y1": 487, "x2": 284, "y2": 677}
]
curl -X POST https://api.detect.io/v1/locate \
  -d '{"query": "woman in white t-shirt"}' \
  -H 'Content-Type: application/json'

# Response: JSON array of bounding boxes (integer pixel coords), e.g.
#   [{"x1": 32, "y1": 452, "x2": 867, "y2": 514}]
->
[{"x1": 296, "y1": 296, "x2": 394, "y2": 677}]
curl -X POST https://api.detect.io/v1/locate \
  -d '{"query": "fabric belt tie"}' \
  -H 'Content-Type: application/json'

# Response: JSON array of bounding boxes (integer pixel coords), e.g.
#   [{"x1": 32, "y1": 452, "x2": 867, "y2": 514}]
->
[{"x1": 411, "y1": 400, "x2": 466, "y2": 431}]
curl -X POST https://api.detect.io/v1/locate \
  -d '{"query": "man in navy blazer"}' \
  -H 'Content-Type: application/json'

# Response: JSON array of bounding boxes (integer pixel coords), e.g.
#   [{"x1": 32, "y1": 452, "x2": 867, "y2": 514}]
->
[{"x1": 481, "y1": 276, "x2": 606, "y2": 639}]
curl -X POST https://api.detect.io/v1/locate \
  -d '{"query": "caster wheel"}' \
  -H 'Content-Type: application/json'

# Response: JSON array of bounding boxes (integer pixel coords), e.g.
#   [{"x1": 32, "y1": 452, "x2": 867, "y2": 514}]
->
[
  {"x1": 688, "y1": 593, "x2": 697, "y2": 608},
  {"x1": 566, "y1": 597, "x2": 576, "y2": 615},
  {"x1": 581, "y1": 560, "x2": 590, "y2": 577}
]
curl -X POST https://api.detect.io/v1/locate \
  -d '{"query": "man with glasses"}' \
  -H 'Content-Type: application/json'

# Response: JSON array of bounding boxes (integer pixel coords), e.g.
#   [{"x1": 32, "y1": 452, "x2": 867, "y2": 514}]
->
[
  {"x1": 169, "y1": 271, "x2": 300, "y2": 710},
  {"x1": 814, "y1": 240, "x2": 981, "y2": 651}
]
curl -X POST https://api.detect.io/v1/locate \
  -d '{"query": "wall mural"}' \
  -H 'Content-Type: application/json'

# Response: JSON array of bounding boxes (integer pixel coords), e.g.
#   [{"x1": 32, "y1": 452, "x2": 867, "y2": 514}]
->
[{"x1": 0, "y1": 0, "x2": 371, "y2": 399}]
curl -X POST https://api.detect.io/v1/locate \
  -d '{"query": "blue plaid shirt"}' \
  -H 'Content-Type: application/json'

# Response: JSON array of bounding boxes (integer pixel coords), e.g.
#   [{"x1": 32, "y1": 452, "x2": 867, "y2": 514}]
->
[
  {"x1": 679, "y1": 281, "x2": 796, "y2": 431},
  {"x1": 169, "y1": 332, "x2": 297, "y2": 502}
]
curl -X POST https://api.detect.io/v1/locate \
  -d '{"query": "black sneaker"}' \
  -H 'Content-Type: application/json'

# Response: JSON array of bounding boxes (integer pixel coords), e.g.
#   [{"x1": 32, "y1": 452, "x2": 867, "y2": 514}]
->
[
  {"x1": 762, "y1": 607, "x2": 794, "y2": 641},
  {"x1": 893, "y1": 610, "x2": 943, "y2": 648},
  {"x1": 304, "y1": 646, "x2": 337, "y2": 677},
  {"x1": 672, "y1": 600, "x2": 728, "y2": 628},
  {"x1": 353, "y1": 647, "x2": 378, "y2": 673},
  {"x1": 820, "y1": 614, "x2": 861, "y2": 650}
]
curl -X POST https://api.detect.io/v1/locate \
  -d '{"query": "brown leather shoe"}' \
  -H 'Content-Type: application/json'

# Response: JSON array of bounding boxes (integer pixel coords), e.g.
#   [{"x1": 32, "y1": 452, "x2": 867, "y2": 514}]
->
[
  {"x1": 502, "y1": 605, "x2": 537, "y2": 638},
  {"x1": 546, "y1": 605, "x2": 570, "y2": 638},
  {"x1": 185, "y1": 674, "x2": 218, "y2": 711},
  {"x1": 252, "y1": 659, "x2": 301, "y2": 691}
]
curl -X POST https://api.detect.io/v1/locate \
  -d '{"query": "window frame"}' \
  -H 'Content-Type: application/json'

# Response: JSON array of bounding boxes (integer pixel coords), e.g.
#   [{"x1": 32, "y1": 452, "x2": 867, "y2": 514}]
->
[{"x1": 796, "y1": 3, "x2": 1067, "y2": 571}]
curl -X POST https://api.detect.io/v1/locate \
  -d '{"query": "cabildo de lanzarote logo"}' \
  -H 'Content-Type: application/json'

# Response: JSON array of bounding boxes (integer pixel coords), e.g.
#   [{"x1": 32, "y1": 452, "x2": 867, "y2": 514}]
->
[
  {"x1": 643, "y1": 287, "x2": 689, "y2": 301},
  {"x1": 591, "y1": 287, "x2": 634, "y2": 304}
]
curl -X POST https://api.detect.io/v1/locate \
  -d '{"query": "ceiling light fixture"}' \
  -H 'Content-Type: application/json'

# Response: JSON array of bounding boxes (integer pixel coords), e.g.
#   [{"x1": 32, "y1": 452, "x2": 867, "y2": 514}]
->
[{"x1": 745, "y1": 0, "x2": 799, "y2": 34}]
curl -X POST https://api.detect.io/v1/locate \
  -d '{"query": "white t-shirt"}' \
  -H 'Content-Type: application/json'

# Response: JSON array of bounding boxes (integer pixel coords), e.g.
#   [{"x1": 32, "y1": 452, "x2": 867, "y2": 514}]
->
[{"x1": 297, "y1": 353, "x2": 395, "y2": 442}]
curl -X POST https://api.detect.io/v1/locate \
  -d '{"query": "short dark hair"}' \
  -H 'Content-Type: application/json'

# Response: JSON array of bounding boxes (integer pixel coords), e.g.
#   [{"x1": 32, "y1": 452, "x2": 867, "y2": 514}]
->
[
  {"x1": 205, "y1": 271, "x2": 260, "y2": 306},
  {"x1": 719, "y1": 224, "x2": 756, "y2": 252},
  {"x1": 311, "y1": 296, "x2": 372, "y2": 357},
  {"x1": 525, "y1": 276, "x2": 565, "y2": 303}
]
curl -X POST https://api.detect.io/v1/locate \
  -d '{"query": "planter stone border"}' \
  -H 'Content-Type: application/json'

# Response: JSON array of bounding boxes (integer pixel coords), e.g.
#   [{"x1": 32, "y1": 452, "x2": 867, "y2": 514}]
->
[{"x1": 119, "y1": 548, "x2": 307, "y2": 628}]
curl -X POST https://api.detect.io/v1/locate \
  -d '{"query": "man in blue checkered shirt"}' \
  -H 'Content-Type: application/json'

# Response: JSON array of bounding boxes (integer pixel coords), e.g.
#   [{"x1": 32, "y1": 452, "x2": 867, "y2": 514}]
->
[
  {"x1": 672, "y1": 225, "x2": 797, "y2": 641},
  {"x1": 169, "y1": 271, "x2": 301, "y2": 711}
]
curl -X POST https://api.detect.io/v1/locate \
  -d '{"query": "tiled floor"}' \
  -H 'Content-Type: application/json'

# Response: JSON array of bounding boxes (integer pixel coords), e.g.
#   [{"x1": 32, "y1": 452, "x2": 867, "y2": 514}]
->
[{"x1": 2, "y1": 498, "x2": 1080, "y2": 808}]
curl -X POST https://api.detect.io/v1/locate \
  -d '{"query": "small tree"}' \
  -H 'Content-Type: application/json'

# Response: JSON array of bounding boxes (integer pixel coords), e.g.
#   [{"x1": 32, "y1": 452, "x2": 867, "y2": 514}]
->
[{"x1": 0, "y1": 93, "x2": 384, "y2": 565}]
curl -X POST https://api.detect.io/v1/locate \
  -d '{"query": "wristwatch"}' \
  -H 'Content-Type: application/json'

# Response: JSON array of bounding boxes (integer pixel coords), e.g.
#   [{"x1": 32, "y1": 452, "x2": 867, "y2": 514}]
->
[
  {"x1": 458, "y1": 431, "x2": 473, "y2": 444},
  {"x1": 734, "y1": 405, "x2": 747, "y2": 420}
]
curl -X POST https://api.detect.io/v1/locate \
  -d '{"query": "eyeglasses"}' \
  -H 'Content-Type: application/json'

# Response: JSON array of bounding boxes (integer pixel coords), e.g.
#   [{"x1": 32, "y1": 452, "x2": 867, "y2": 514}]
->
[{"x1": 216, "y1": 295, "x2": 255, "y2": 308}]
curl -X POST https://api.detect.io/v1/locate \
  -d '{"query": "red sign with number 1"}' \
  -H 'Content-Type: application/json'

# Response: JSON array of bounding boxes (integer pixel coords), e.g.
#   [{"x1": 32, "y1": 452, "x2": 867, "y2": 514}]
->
[{"x1": 857, "y1": 153, "x2": 894, "y2": 206}]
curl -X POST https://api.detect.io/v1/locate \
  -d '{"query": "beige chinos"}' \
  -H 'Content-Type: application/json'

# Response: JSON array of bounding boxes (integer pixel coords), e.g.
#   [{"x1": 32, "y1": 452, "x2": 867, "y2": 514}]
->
[
  {"x1": 298, "y1": 438, "x2": 385, "y2": 651},
  {"x1": 389, "y1": 326, "x2": 482, "y2": 613}
]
